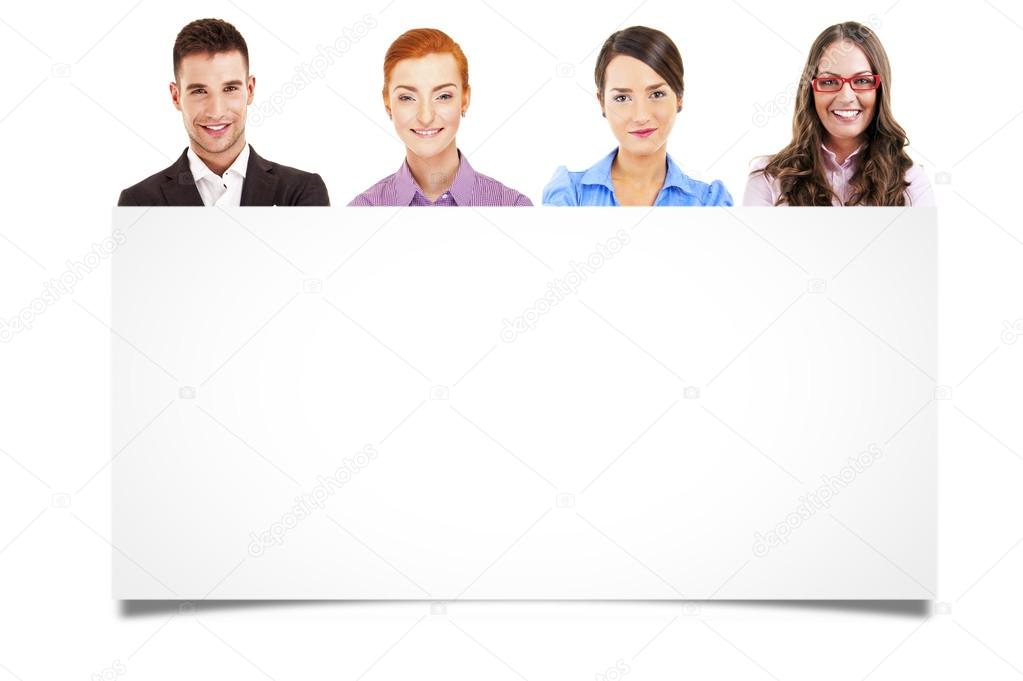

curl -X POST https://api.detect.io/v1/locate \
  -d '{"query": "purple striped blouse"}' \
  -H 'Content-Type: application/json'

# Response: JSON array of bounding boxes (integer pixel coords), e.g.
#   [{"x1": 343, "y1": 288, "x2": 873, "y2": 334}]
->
[{"x1": 348, "y1": 151, "x2": 532, "y2": 206}]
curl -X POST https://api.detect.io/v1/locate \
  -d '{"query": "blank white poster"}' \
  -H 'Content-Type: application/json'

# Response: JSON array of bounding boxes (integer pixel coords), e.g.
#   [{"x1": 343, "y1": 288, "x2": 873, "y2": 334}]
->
[{"x1": 112, "y1": 207, "x2": 936, "y2": 599}]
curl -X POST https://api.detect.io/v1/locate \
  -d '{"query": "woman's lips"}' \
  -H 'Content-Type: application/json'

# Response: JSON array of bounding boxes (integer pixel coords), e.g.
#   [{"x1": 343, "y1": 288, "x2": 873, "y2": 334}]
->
[
  {"x1": 412, "y1": 128, "x2": 443, "y2": 138},
  {"x1": 628, "y1": 128, "x2": 657, "y2": 138},
  {"x1": 830, "y1": 110, "x2": 862, "y2": 123},
  {"x1": 200, "y1": 122, "x2": 231, "y2": 138}
]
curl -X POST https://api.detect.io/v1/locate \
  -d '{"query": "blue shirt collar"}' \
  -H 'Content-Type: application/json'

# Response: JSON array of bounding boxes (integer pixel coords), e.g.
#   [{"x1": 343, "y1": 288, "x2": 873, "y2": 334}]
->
[{"x1": 579, "y1": 148, "x2": 703, "y2": 198}]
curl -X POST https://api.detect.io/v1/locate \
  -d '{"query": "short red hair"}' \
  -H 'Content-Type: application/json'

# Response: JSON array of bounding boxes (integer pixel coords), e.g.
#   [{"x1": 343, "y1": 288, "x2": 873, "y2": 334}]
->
[{"x1": 382, "y1": 28, "x2": 469, "y2": 103}]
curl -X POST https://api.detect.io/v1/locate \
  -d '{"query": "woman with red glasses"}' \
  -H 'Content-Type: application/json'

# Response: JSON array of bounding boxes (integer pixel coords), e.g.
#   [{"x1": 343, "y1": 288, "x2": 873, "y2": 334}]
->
[{"x1": 743, "y1": 21, "x2": 933, "y2": 206}]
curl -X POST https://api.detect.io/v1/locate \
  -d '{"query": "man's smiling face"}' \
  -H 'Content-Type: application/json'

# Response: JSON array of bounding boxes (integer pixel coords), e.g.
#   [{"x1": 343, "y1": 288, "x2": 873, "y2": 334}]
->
[{"x1": 171, "y1": 49, "x2": 254, "y2": 163}]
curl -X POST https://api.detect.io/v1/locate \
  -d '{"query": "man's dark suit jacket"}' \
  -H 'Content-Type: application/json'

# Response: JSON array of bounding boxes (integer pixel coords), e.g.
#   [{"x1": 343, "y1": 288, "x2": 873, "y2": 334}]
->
[{"x1": 117, "y1": 146, "x2": 330, "y2": 206}]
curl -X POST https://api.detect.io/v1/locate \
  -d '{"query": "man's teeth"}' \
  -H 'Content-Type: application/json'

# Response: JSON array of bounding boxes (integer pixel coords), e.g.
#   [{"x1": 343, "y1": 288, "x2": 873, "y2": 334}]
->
[
  {"x1": 204, "y1": 124, "x2": 228, "y2": 131},
  {"x1": 414, "y1": 128, "x2": 441, "y2": 136}
]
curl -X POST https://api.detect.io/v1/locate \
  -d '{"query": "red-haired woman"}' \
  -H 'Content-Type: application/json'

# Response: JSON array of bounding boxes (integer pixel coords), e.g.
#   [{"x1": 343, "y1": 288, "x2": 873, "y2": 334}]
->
[
  {"x1": 744, "y1": 22, "x2": 933, "y2": 206},
  {"x1": 349, "y1": 28, "x2": 531, "y2": 206}
]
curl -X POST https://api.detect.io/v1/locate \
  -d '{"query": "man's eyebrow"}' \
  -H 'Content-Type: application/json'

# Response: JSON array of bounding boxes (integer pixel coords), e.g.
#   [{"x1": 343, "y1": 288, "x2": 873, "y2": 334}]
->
[{"x1": 185, "y1": 79, "x2": 245, "y2": 90}]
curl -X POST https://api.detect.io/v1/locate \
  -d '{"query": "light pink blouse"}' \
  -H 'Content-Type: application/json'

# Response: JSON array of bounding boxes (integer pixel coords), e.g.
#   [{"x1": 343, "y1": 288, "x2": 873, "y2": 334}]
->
[{"x1": 742, "y1": 145, "x2": 935, "y2": 206}]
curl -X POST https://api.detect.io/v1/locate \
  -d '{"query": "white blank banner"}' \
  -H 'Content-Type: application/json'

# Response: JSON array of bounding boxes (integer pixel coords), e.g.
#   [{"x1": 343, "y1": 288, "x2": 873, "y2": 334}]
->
[{"x1": 112, "y1": 207, "x2": 936, "y2": 599}]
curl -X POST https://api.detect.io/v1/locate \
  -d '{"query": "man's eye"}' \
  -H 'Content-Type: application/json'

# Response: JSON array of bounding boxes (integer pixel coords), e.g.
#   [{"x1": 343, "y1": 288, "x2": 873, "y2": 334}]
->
[
  {"x1": 191, "y1": 89, "x2": 206, "y2": 95},
  {"x1": 225, "y1": 86, "x2": 238, "y2": 92}
]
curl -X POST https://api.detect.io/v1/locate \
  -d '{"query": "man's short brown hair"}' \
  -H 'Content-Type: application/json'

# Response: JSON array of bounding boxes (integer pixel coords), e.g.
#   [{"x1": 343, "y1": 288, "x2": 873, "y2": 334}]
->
[{"x1": 173, "y1": 18, "x2": 249, "y2": 78}]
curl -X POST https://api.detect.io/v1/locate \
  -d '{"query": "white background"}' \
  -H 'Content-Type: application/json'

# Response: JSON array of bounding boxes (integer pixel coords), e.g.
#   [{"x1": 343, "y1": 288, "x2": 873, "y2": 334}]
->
[{"x1": 1, "y1": 0, "x2": 1021, "y2": 679}]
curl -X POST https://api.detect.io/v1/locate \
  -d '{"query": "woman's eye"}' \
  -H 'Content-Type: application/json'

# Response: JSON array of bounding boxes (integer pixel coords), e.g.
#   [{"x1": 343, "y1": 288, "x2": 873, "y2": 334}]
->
[
  {"x1": 613, "y1": 95, "x2": 628, "y2": 103},
  {"x1": 820, "y1": 79, "x2": 839, "y2": 88},
  {"x1": 650, "y1": 90, "x2": 666, "y2": 99},
  {"x1": 398, "y1": 94, "x2": 413, "y2": 102},
  {"x1": 853, "y1": 77, "x2": 871, "y2": 86},
  {"x1": 437, "y1": 93, "x2": 452, "y2": 100}
]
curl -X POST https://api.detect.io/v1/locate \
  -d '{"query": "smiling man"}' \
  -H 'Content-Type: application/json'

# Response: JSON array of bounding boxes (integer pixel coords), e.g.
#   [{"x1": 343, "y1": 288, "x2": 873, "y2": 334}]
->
[{"x1": 118, "y1": 18, "x2": 329, "y2": 206}]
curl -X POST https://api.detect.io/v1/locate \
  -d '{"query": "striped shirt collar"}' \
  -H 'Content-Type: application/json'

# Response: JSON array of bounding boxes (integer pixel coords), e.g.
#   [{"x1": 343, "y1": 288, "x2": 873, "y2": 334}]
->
[{"x1": 394, "y1": 150, "x2": 475, "y2": 206}]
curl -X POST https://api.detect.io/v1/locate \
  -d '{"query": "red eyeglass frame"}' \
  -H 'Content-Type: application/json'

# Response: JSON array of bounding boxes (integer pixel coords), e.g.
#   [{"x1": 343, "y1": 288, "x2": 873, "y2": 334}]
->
[{"x1": 811, "y1": 74, "x2": 882, "y2": 92}]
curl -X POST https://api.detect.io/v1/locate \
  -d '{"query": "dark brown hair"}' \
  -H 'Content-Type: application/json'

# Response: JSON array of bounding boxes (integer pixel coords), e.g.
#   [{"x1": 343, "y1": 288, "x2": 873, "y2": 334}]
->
[
  {"x1": 173, "y1": 18, "x2": 249, "y2": 79},
  {"x1": 594, "y1": 26, "x2": 684, "y2": 99},
  {"x1": 755, "y1": 21, "x2": 913, "y2": 206}
]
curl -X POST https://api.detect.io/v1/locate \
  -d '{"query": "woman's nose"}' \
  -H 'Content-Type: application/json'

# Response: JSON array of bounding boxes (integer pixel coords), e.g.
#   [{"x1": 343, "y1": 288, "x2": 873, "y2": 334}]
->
[
  {"x1": 836, "y1": 81, "x2": 857, "y2": 101},
  {"x1": 632, "y1": 101, "x2": 651, "y2": 124},
  {"x1": 417, "y1": 103, "x2": 434, "y2": 125}
]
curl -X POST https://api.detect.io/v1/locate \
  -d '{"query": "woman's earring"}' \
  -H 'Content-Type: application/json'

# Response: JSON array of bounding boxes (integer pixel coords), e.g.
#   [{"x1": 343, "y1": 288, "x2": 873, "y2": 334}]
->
[
  {"x1": 676, "y1": 106, "x2": 682, "y2": 113},
  {"x1": 461, "y1": 111, "x2": 466, "y2": 118},
  {"x1": 601, "y1": 111, "x2": 606, "y2": 118}
]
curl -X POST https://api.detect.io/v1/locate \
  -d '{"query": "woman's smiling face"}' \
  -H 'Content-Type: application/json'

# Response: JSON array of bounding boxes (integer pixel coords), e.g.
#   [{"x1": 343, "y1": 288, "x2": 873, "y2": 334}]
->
[
  {"x1": 599, "y1": 54, "x2": 681, "y2": 156},
  {"x1": 386, "y1": 52, "x2": 467, "y2": 162},
  {"x1": 813, "y1": 40, "x2": 877, "y2": 150}
]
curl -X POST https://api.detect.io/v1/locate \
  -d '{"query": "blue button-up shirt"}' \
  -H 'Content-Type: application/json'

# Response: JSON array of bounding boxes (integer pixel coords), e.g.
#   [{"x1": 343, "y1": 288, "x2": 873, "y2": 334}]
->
[{"x1": 542, "y1": 149, "x2": 733, "y2": 206}]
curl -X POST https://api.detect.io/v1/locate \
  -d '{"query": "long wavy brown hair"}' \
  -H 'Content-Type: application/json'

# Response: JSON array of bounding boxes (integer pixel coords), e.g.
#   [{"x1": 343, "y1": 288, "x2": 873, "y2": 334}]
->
[{"x1": 756, "y1": 22, "x2": 913, "y2": 206}]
